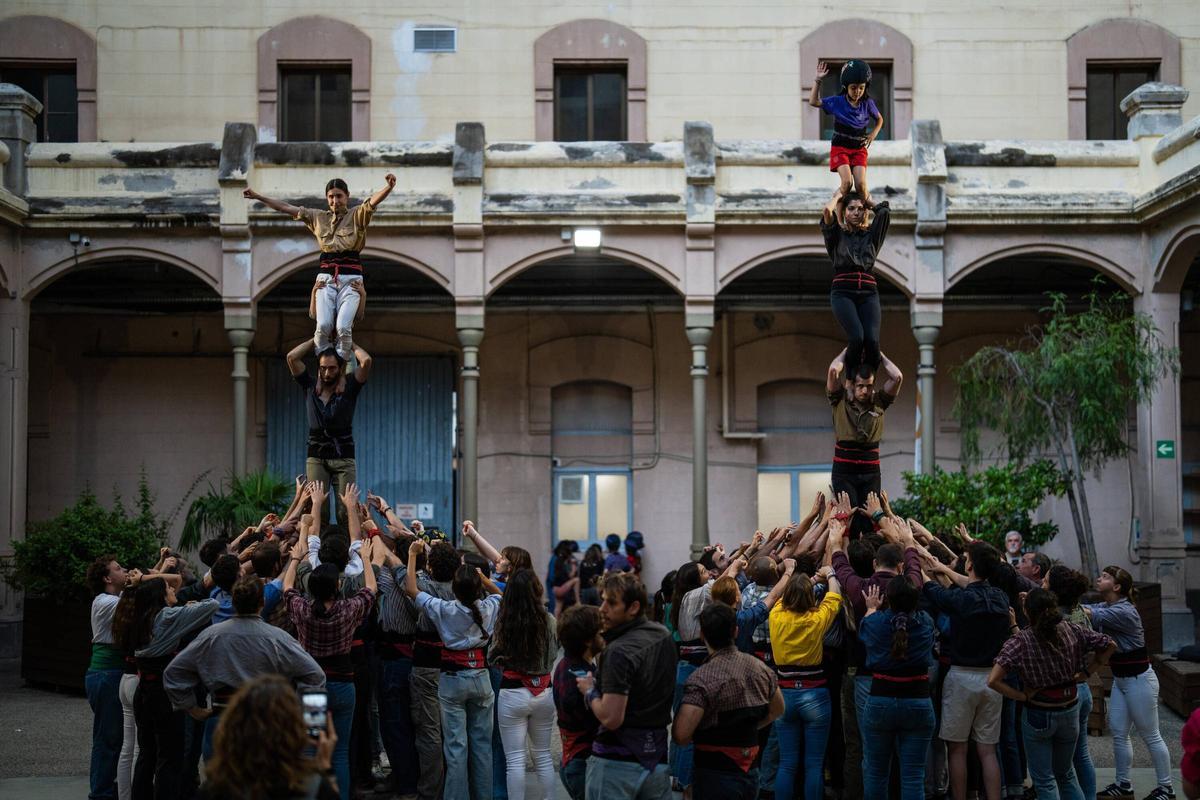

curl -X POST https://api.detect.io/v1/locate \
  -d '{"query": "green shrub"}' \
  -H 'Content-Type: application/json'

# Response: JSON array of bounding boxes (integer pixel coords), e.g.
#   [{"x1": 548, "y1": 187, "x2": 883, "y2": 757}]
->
[
  {"x1": 4, "y1": 472, "x2": 176, "y2": 602},
  {"x1": 890, "y1": 460, "x2": 1069, "y2": 549}
]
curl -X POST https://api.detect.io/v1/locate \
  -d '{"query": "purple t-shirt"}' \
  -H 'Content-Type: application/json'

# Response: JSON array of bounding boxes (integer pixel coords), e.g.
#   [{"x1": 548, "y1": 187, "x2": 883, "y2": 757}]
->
[{"x1": 821, "y1": 95, "x2": 881, "y2": 148}]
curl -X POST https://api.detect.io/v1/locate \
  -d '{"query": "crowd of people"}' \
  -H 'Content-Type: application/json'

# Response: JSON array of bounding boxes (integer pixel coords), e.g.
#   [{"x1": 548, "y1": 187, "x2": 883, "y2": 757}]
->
[{"x1": 84, "y1": 474, "x2": 1182, "y2": 800}]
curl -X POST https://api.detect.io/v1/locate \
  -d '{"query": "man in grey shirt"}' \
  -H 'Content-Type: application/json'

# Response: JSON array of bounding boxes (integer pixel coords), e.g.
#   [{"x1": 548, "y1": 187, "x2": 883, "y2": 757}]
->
[{"x1": 164, "y1": 575, "x2": 325, "y2": 760}]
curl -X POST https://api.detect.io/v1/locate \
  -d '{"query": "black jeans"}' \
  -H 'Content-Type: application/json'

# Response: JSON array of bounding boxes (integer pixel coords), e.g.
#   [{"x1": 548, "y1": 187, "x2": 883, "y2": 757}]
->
[
  {"x1": 350, "y1": 643, "x2": 374, "y2": 790},
  {"x1": 831, "y1": 289, "x2": 881, "y2": 376},
  {"x1": 132, "y1": 680, "x2": 185, "y2": 800},
  {"x1": 832, "y1": 471, "x2": 881, "y2": 538}
]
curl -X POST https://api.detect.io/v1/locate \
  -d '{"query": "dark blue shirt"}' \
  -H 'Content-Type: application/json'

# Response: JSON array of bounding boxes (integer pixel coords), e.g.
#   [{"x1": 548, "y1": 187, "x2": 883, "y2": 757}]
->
[
  {"x1": 821, "y1": 94, "x2": 881, "y2": 148},
  {"x1": 295, "y1": 371, "x2": 363, "y2": 459},
  {"x1": 859, "y1": 609, "x2": 936, "y2": 673},
  {"x1": 734, "y1": 601, "x2": 769, "y2": 654},
  {"x1": 921, "y1": 580, "x2": 1011, "y2": 667}
]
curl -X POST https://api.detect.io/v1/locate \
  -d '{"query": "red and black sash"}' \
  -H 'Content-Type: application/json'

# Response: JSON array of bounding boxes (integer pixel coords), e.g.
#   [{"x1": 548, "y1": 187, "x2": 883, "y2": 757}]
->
[
  {"x1": 1110, "y1": 646, "x2": 1150, "y2": 678},
  {"x1": 870, "y1": 665, "x2": 931, "y2": 698},
  {"x1": 694, "y1": 704, "x2": 769, "y2": 773},
  {"x1": 678, "y1": 638, "x2": 708, "y2": 667},
  {"x1": 318, "y1": 251, "x2": 363, "y2": 285},
  {"x1": 560, "y1": 728, "x2": 593, "y2": 767},
  {"x1": 413, "y1": 632, "x2": 444, "y2": 669},
  {"x1": 441, "y1": 646, "x2": 487, "y2": 673},
  {"x1": 833, "y1": 441, "x2": 881, "y2": 475},
  {"x1": 500, "y1": 670, "x2": 552, "y2": 696},
  {"x1": 1028, "y1": 681, "x2": 1079, "y2": 709},
  {"x1": 831, "y1": 270, "x2": 877, "y2": 291},
  {"x1": 378, "y1": 630, "x2": 415, "y2": 660},
  {"x1": 776, "y1": 663, "x2": 827, "y2": 689}
]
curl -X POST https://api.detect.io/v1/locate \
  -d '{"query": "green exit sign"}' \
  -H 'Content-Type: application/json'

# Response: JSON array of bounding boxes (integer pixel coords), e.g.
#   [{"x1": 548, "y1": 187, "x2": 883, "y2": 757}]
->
[{"x1": 1156, "y1": 440, "x2": 1175, "y2": 459}]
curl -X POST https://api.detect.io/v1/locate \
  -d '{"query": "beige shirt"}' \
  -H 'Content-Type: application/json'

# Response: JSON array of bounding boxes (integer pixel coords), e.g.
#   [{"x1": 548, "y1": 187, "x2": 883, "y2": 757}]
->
[{"x1": 295, "y1": 200, "x2": 376, "y2": 253}]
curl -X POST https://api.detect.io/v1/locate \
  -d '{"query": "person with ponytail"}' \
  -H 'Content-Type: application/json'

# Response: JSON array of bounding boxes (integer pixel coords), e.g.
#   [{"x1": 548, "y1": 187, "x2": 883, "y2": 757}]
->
[
  {"x1": 988, "y1": 589, "x2": 1116, "y2": 800},
  {"x1": 282, "y1": 531, "x2": 377, "y2": 800},
  {"x1": 404, "y1": 539, "x2": 502, "y2": 800},
  {"x1": 1085, "y1": 566, "x2": 1175, "y2": 800},
  {"x1": 490, "y1": 569, "x2": 559, "y2": 800},
  {"x1": 858, "y1": 575, "x2": 936, "y2": 799},
  {"x1": 1047, "y1": 565, "x2": 1100, "y2": 800}
]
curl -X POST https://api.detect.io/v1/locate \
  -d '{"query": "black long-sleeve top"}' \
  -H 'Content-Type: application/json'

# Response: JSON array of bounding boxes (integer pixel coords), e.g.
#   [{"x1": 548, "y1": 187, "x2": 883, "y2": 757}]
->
[{"x1": 821, "y1": 202, "x2": 891, "y2": 289}]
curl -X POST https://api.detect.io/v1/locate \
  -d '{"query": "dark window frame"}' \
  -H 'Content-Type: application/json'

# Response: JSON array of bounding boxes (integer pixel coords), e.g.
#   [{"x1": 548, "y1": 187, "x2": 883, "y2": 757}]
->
[
  {"x1": 553, "y1": 62, "x2": 628, "y2": 141},
  {"x1": 277, "y1": 62, "x2": 353, "y2": 142},
  {"x1": 818, "y1": 60, "x2": 894, "y2": 142},
  {"x1": 0, "y1": 60, "x2": 79, "y2": 142},
  {"x1": 1085, "y1": 60, "x2": 1160, "y2": 140}
]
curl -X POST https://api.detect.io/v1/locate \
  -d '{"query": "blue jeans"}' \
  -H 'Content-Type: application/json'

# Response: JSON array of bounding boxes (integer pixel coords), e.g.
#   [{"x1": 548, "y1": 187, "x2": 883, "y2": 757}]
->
[
  {"x1": 379, "y1": 658, "x2": 418, "y2": 795},
  {"x1": 694, "y1": 766, "x2": 758, "y2": 800},
  {"x1": 439, "y1": 669, "x2": 494, "y2": 800},
  {"x1": 489, "y1": 666, "x2": 507, "y2": 800},
  {"x1": 669, "y1": 661, "x2": 699, "y2": 786},
  {"x1": 861, "y1": 695, "x2": 936, "y2": 800},
  {"x1": 86, "y1": 668, "x2": 123, "y2": 800},
  {"x1": 561, "y1": 756, "x2": 588, "y2": 800},
  {"x1": 1023, "y1": 705, "x2": 1084, "y2": 800},
  {"x1": 202, "y1": 714, "x2": 218, "y2": 762},
  {"x1": 999, "y1": 695, "x2": 1024, "y2": 795},
  {"x1": 1074, "y1": 683, "x2": 1096, "y2": 800},
  {"x1": 585, "y1": 758, "x2": 671, "y2": 800},
  {"x1": 327, "y1": 680, "x2": 356, "y2": 800},
  {"x1": 758, "y1": 724, "x2": 779, "y2": 794},
  {"x1": 1109, "y1": 670, "x2": 1173, "y2": 787},
  {"x1": 775, "y1": 686, "x2": 831, "y2": 800}
]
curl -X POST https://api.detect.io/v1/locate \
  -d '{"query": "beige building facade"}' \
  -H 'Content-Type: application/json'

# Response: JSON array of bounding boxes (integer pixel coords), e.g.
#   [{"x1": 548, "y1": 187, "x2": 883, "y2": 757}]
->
[{"x1": 0, "y1": 2, "x2": 1199, "y2": 654}]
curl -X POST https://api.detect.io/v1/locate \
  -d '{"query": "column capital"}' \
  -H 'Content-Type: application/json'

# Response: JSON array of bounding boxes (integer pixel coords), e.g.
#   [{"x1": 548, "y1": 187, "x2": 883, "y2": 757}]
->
[
  {"x1": 456, "y1": 327, "x2": 484, "y2": 349},
  {"x1": 223, "y1": 304, "x2": 257, "y2": 334},
  {"x1": 0, "y1": 83, "x2": 41, "y2": 196},
  {"x1": 686, "y1": 325, "x2": 713, "y2": 348},
  {"x1": 1121, "y1": 83, "x2": 1189, "y2": 139}
]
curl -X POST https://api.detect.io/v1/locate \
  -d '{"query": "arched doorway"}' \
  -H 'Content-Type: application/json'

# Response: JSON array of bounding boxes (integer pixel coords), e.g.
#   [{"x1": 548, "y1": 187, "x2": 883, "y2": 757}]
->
[
  {"x1": 1181, "y1": 252, "x2": 1200, "y2": 543},
  {"x1": 257, "y1": 256, "x2": 458, "y2": 533},
  {"x1": 27, "y1": 257, "x2": 224, "y2": 538}
]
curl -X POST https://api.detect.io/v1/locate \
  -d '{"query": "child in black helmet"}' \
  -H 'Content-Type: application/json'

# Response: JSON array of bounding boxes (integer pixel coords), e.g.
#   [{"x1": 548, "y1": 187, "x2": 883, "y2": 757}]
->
[{"x1": 809, "y1": 59, "x2": 884, "y2": 211}]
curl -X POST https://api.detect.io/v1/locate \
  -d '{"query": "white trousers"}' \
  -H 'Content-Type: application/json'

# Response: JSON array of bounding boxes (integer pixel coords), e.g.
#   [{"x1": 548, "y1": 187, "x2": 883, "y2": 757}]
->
[
  {"x1": 118, "y1": 673, "x2": 140, "y2": 800},
  {"x1": 496, "y1": 686, "x2": 557, "y2": 800},
  {"x1": 313, "y1": 275, "x2": 362, "y2": 362}
]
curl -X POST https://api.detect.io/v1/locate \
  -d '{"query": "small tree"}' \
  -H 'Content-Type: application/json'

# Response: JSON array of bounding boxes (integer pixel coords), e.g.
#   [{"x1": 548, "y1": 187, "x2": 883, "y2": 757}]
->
[
  {"x1": 891, "y1": 461, "x2": 1068, "y2": 549},
  {"x1": 181, "y1": 469, "x2": 292, "y2": 551},
  {"x1": 954, "y1": 289, "x2": 1179, "y2": 577}
]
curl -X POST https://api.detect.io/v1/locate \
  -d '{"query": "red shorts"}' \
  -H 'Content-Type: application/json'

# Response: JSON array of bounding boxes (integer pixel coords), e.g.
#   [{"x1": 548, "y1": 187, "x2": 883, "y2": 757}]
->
[{"x1": 830, "y1": 145, "x2": 868, "y2": 172}]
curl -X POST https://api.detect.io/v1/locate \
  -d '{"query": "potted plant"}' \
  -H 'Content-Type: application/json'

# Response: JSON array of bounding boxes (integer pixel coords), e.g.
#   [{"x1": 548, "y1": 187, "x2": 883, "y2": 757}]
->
[
  {"x1": 179, "y1": 469, "x2": 292, "y2": 551},
  {"x1": 2, "y1": 472, "x2": 181, "y2": 690}
]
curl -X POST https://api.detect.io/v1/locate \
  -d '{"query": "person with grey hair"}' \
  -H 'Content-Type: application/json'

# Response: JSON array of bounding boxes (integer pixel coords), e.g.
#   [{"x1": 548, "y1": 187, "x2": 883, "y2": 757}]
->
[{"x1": 1003, "y1": 531, "x2": 1023, "y2": 567}]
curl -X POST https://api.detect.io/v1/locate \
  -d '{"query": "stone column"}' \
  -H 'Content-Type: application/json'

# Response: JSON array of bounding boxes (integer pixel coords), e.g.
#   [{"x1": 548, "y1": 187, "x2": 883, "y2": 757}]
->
[
  {"x1": 0, "y1": 297, "x2": 30, "y2": 656},
  {"x1": 0, "y1": 83, "x2": 40, "y2": 196},
  {"x1": 457, "y1": 326, "x2": 484, "y2": 525},
  {"x1": 911, "y1": 318, "x2": 941, "y2": 474},
  {"x1": 1133, "y1": 291, "x2": 1190, "y2": 650},
  {"x1": 226, "y1": 325, "x2": 255, "y2": 476},
  {"x1": 688, "y1": 324, "x2": 713, "y2": 559},
  {"x1": 1121, "y1": 82, "x2": 1189, "y2": 140}
]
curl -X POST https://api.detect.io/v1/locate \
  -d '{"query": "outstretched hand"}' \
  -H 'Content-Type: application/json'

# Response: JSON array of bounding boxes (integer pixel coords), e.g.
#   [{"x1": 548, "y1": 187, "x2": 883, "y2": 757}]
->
[
  {"x1": 864, "y1": 583, "x2": 882, "y2": 611},
  {"x1": 815, "y1": 61, "x2": 830, "y2": 81}
]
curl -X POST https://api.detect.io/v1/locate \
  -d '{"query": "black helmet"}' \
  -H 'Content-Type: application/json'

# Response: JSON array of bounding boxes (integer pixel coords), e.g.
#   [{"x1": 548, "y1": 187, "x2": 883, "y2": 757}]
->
[{"x1": 840, "y1": 60, "x2": 872, "y2": 89}]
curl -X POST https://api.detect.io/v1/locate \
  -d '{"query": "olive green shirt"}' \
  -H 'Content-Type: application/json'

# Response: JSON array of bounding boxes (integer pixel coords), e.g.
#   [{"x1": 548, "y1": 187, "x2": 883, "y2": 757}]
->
[
  {"x1": 828, "y1": 387, "x2": 895, "y2": 444},
  {"x1": 295, "y1": 200, "x2": 376, "y2": 253}
]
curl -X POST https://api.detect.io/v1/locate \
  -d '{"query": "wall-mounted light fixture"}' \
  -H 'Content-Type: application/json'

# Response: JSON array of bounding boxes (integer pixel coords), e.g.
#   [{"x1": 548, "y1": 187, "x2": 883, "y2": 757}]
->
[{"x1": 572, "y1": 228, "x2": 602, "y2": 251}]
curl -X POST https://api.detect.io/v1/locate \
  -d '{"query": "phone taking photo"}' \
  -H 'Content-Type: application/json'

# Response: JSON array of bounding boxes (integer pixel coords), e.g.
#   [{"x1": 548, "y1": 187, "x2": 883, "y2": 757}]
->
[{"x1": 301, "y1": 689, "x2": 328, "y2": 739}]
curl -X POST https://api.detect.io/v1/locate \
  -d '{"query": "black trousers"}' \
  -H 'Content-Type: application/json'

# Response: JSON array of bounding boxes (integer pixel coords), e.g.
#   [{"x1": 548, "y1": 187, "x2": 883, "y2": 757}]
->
[
  {"x1": 132, "y1": 680, "x2": 186, "y2": 800},
  {"x1": 831, "y1": 289, "x2": 881, "y2": 377},
  {"x1": 832, "y1": 471, "x2": 881, "y2": 538},
  {"x1": 350, "y1": 643, "x2": 375, "y2": 788}
]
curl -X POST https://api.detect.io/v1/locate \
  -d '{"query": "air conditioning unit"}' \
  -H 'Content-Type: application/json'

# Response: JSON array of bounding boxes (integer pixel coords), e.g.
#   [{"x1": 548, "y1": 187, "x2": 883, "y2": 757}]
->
[
  {"x1": 558, "y1": 475, "x2": 585, "y2": 504},
  {"x1": 414, "y1": 27, "x2": 456, "y2": 53}
]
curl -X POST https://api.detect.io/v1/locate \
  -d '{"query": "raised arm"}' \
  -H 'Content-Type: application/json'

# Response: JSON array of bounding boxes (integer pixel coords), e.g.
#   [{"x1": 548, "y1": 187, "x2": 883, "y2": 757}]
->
[
  {"x1": 763, "y1": 558, "x2": 796, "y2": 609},
  {"x1": 404, "y1": 540, "x2": 424, "y2": 599},
  {"x1": 360, "y1": 539, "x2": 378, "y2": 595},
  {"x1": 827, "y1": 348, "x2": 847, "y2": 394},
  {"x1": 243, "y1": 188, "x2": 303, "y2": 218},
  {"x1": 367, "y1": 173, "x2": 397, "y2": 209},
  {"x1": 352, "y1": 343, "x2": 373, "y2": 384},
  {"x1": 286, "y1": 338, "x2": 314, "y2": 378},
  {"x1": 809, "y1": 61, "x2": 829, "y2": 109},
  {"x1": 463, "y1": 521, "x2": 502, "y2": 566},
  {"x1": 341, "y1": 482, "x2": 362, "y2": 542},
  {"x1": 879, "y1": 350, "x2": 903, "y2": 398},
  {"x1": 282, "y1": 535, "x2": 307, "y2": 593}
]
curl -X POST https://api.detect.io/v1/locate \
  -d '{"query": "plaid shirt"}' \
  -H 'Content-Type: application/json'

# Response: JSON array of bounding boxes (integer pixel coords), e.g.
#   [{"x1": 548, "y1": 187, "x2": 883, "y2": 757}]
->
[
  {"x1": 994, "y1": 621, "x2": 1113, "y2": 691},
  {"x1": 740, "y1": 583, "x2": 772, "y2": 645},
  {"x1": 680, "y1": 646, "x2": 777, "y2": 732},
  {"x1": 285, "y1": 587, "x2": 375, "y2": 658}
]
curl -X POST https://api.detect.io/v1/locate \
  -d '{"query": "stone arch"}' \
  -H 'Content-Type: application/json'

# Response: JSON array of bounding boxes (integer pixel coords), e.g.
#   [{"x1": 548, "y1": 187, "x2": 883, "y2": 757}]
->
[
  {"x1": 257, "y1": 16, "x2": 372, "y2": 142},
  {"x1": 1066, "y1": 18, "x2": 1181, "y2": 140},
  {"x1": 254, "y1": 245, "x2": 452, "y2": 301},
  {"x1": 730, "y1": 332, "x2": 849, "y2": 431},
  {"x1": 798, "y1": 19, "x2": 914, "y2": 139},
  {"x1": 529, "y1": 335, "x2": 654, "y2": 436},
  {"x1": 533, "y1": 19, "x2": 648, "y2": 141},
  {"x1": 719, "y1": 243, "x2": 913, "y2": 298},
  {"x1": 487, "y1": 245, "x2": 683, "y2": 298},
  {"x1": 0, "y1": 15, "x2": 98, "y2": 140},
  {"x1": 947, "y1": 242, "x2": 1139, "y2": 295},
  {"x1": 1152, "y1": 224, "x2": 1200, "y2": 295},
  {"x1": 23, "y1": 246, "x2": 220, "y2": 301}
]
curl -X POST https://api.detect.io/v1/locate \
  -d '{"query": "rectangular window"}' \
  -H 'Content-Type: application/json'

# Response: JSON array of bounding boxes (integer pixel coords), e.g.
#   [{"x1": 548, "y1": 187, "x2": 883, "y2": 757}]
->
[
  {"x1": 819, "y1": 62, "x2": 893, "y2": 141},
  {"x1": 757, "y1": 469, "x2": 832, "y2": 533},
  {"x1": 414, "y1": 28, "x2": 456, "y2": 53},
  {"x1": 279, "y1": 66, "x2": 352, "y2": 142},
  {"x1": 554, "y1": 67, "x2": 627, "y2": 141},
  {"x1": 554, "y1": 469, "x2": 632, "y2": 544},
  {"x1": 0, "y1": 64, "x2": 78, "y2": 142},
  {"x1": 1086, "y1": 63, "x2": 1159, "y2": 140}
]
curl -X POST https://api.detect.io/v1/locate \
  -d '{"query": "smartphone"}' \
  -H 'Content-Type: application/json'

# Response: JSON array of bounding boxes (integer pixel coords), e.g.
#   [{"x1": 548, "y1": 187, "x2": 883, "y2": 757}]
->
[
  {"x1": 301, "y1": 689, "x2": 328, "y2": 739},
  {"x1": 569, "y1": 668, "x2": 590, "y2": 679}
]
